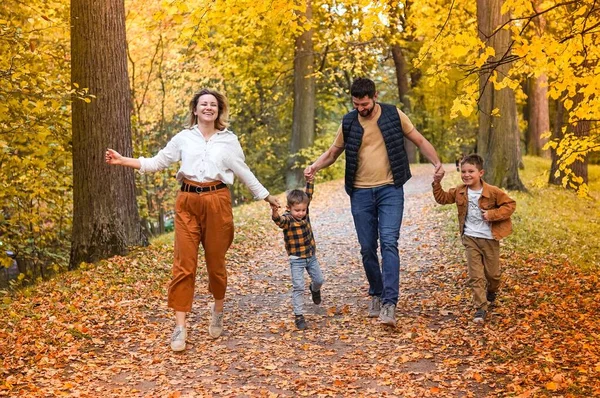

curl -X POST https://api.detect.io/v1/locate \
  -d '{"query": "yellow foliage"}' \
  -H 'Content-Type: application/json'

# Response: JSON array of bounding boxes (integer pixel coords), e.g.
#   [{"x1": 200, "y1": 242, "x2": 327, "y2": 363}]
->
[{"x1": 1, "y1": 0, "x2": 73, "y2": 271}]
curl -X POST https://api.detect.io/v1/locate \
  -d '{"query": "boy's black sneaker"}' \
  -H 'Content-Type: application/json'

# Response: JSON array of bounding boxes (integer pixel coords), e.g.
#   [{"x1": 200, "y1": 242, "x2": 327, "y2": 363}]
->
[
  {"x1": 295, "y1": 315, "x2": 308, "y2": 330},
  {"x1": 473, "y1": 308, "x2": 487, "y2": 323},
  {"x1": 309, "y1": 284, "x2": 322, "y2": 305},
  {"x1": 486, "y1": 291, "x2": 497, "y2": 304}
]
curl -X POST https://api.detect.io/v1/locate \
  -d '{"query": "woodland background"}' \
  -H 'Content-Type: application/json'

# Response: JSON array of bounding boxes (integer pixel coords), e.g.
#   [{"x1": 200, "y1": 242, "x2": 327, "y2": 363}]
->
[{"x1": 1, "y1": 0, "x2": 599, "y2": 283}]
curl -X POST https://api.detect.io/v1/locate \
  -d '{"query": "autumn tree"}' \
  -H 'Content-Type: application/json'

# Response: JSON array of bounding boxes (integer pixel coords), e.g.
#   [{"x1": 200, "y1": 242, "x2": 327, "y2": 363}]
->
[
  {"x1": 287, "y1": 0, "x2": 316, "y2": 189},
  {"x1": 70, "y1": 0, "x2": 145, "y2": 268},
  {"x1": 387, "y1": 0, "x2": 418, "y2": 163},
  {"x1": 525, "y1": 0, "x2": 549, "y2": 158},
  {"x1": 0, "y1": 0, "x2": 72, "y2": 280},
  {"x1": 476, "y1": 0, "x2": 525, "y2": 190}
]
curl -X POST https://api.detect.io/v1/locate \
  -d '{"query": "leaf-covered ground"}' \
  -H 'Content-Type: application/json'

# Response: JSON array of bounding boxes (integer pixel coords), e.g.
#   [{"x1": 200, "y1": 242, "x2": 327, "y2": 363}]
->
[{"x1": 1, "y1": 165, "x2": 598, "y2": 397}]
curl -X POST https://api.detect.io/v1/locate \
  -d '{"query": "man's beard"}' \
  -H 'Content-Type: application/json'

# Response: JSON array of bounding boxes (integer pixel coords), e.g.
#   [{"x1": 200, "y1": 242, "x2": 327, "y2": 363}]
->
[{"x1": 359, "y1": 102, "x2": 375, "y2": 117}]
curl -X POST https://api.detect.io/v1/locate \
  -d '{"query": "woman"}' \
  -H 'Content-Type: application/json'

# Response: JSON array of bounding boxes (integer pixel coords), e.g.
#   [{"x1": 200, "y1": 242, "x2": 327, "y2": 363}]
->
[{"x1": 105, "y1": 89, "x2": 280, "y2": 351}]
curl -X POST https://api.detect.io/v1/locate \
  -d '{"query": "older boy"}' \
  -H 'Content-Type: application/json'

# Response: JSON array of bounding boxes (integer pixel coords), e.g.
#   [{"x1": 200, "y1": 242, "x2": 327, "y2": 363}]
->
[{"x1": 432, "y1": 154, "x2": 516, "y2": 323}]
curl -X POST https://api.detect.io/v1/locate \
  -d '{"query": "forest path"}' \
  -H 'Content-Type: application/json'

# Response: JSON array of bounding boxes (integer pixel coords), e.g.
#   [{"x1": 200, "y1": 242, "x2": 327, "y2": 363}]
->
[{"x1": 2, "y1": 165, "x2": 506, "y2": 397}]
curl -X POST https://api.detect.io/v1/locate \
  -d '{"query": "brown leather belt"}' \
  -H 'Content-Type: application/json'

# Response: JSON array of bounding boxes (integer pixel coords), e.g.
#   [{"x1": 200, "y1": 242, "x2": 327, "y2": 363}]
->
[{"x1": 181, "y1": 182, "x2": 227, "y2": 193}]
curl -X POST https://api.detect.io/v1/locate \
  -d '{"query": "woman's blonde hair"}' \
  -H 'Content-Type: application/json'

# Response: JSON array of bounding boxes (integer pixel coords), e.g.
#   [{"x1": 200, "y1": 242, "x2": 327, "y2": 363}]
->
[{"x1": 187, "y1": 88, "x2": 229, "y2": 130}]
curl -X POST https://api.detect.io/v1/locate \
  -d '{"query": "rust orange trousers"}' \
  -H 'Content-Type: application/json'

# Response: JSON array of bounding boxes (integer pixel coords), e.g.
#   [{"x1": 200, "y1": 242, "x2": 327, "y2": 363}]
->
[{"x1": 167, "y1": 180, "x2": 234, "y2": 312}]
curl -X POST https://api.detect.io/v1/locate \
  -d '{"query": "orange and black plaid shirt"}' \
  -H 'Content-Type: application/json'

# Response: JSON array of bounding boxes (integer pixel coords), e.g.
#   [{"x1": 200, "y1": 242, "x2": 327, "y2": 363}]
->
[{"x1": 272, "y1": 182, "x2": 316, "y2": 258}]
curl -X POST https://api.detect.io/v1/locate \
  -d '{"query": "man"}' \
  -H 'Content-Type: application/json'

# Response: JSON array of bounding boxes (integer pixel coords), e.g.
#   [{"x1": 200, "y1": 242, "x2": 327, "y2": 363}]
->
[{"x1": 304, "y1": 77, "x2": 444, "y2": 327}]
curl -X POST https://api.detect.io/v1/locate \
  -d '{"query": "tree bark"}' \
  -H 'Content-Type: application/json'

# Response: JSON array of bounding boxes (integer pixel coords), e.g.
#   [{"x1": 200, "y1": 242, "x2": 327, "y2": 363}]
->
[
  {"x1": 526, "y1": 75, "x2": 550, "y2": 157},
  {"x1": 526, "y1": 1, "x2": 550, "y2": 158},
  {"x1": 389, "y1": 1, "x2": 418, "y2": 163},
  {"x1": 391, "y1": 45, "x2": 418, "y2": 164},
  {"x1": 287, "y1": 0, "x2": 315, "y2": 189},
  {"x1": 476, "y1": 0, "x2": 525, "y2": 190},
  {"x1": 70, "y1": 0, "x2": 145, "y2": 268},
  {"x1": 549, "y1": 95, "x2": 589, "y2": 188}
]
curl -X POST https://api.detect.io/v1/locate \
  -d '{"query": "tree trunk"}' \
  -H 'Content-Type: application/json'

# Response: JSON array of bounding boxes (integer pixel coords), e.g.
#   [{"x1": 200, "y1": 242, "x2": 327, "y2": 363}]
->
[
  {"x1": 70, "y1": 0, "x2": 145, "y2": 268},
  {"x1": 476, "y1": 0, "x2": 525, "y2": 190},
  {"x1": 549, "y1": 97, "x2": 564, "y2": 185},
  {"x1": 391, "y1": 45, "x2": 418, "y2": 164},
  {"x1": 526, "y1": 75, "x2": 550, "y2": 157},
  {"x1": 287, "y1": 0, "x2": 315, "y2": 189},
  {"x1": 526, "y1": 1, "x2": 550, "y2": 158},
  {"x1": 388, "y1": 1, "x2": 418, "y2": 164},
  {"x1": 549, "y1": 95, "x2": 588, "y2": 188}
]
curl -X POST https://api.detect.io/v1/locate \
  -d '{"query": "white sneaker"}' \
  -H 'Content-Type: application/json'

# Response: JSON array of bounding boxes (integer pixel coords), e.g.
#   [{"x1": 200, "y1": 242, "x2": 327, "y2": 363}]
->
[
  {"x1": 170, "y1": 325, "x2": 186, "y2": 351},
  {"x1": 208, "y1": 305, "x2": 224, "y2": 338}
]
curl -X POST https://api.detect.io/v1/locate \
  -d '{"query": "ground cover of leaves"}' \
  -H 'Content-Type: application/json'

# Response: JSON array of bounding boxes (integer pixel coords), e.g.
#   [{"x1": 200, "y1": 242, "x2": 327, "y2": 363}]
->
[{"x1": 1, "y1": 165, "x2": 598, "y2": 397}]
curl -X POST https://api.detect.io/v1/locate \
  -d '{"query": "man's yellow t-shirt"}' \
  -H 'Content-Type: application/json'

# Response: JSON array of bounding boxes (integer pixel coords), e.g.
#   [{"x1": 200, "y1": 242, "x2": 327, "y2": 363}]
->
[{"x1": 333, "y1": 104, "x2": 415, "y2": 188}]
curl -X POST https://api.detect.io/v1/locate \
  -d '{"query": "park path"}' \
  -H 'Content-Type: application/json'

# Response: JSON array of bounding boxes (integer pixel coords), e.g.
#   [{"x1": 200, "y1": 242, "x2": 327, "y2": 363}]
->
[
  {"x1": 91, "y1": 164, "x2": 497, "y2": 397},
  {"x1": 3, "y1": 165, "x2": 505, "y2": 397}
]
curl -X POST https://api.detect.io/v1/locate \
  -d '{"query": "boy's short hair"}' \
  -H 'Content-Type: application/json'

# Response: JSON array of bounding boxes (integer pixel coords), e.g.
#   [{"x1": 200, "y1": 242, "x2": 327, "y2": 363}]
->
[
  {"x1": 287, "y1": 189, "x2": 309, "y2": 207},
  {"x1": 460, "y1": 154, "x2": 485, "y2": 170},
  {"x1": 351, "y1": 78, "x2": 376, "y2": 99}
]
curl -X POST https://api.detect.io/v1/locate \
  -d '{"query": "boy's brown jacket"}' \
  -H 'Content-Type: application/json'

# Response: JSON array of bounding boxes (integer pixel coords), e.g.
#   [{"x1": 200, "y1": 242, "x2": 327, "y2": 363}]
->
[{"x1": 432, "y1": 180, "x2": 516, "y2": 240}]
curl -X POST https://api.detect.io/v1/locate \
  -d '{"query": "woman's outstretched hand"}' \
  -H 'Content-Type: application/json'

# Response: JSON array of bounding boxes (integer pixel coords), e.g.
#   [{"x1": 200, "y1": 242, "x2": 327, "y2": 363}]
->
[
  {"x1": 105, "y1": 148, "x2": 123, "y2": 165},
  {"x1": 264, "y1": 195, "x2": 281, "y2": 209}
]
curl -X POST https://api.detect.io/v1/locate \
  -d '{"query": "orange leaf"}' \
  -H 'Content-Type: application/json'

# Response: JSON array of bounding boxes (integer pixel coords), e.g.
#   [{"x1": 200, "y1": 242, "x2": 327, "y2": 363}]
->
[{"x1": 545, "y1": 382, "x2": 559, "y2": 391}]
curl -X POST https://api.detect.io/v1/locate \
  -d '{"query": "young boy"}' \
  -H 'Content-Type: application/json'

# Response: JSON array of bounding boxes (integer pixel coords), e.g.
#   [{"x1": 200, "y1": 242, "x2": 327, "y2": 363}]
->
[
  {"x1": 432, "y1": 154, "x2": 516, "y2": 323},
  {"x1": 271, "y1": 178, "x2": 324, "y2": 330}
]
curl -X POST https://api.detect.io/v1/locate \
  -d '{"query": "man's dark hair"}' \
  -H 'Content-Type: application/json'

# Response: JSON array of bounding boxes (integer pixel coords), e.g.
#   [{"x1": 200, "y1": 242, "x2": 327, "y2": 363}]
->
[
  {"x1": 460, "y1": 154, "x2": 485, "y2": 171},
  {"x1": 350, "y1": 78, "x2": 376, "y2": 99},
  {"x1": 287, "y1": 189, "x2": 309, "y2": 207}
]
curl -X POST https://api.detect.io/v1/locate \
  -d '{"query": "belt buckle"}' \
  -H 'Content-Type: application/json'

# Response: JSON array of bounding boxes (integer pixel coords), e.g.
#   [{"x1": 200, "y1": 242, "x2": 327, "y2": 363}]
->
[{"x1": 194, "y1": 186, "x2": 203, "y2": 193}]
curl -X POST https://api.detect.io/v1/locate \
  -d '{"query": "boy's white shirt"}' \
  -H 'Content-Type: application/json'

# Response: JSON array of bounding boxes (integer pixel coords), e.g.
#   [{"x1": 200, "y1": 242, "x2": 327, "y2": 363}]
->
[
  {"x1": 137, "y1": 126, "x2": 269, "y2": 200},
  {"x1": 463, "y1": 188, "x2": 494, "y2": 240}
]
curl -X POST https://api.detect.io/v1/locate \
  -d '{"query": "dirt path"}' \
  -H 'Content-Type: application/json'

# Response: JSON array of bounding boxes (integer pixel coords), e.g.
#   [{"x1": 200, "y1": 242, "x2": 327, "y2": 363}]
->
[
  {"x1": 87, "y1": 164, "x2": 498, "y2": 397},
  {"x1": 4, "y1": 165, "x2": 505, "y2": 397}
]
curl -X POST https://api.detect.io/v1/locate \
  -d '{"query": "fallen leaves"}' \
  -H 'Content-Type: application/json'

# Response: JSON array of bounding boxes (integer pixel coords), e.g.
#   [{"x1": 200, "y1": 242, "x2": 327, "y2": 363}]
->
[{"x1": 0, "y1": 167, "x2": 598, "y2": 396}]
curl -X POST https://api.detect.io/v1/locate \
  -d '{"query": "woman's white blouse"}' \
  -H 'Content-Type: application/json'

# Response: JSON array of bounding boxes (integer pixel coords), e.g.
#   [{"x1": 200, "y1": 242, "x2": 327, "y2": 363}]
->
[{"x1": 138, "y1": 126, "x2": 269, "y2": 200}]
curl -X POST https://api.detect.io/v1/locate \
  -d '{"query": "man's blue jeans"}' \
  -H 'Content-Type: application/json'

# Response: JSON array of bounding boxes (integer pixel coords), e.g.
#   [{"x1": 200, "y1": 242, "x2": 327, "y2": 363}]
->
[
  {"x1": 350, "y1": 185, "x2": 404, "y2": 306},
  {"x1": 289, "y1": 255, "x2": 324, "y2": 316}
]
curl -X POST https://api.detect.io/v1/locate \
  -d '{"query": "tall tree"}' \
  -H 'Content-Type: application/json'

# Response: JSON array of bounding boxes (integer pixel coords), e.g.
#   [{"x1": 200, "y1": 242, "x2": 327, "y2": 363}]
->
[
  {"x1": 549, "y1": 93, "x2": 590, "y2": 191},
  {"x1": 525, "y1": 0, "x2": 549, "y2": 157},
  {"x1": 388, "y1": 1, "x2": 418, "y2": 163},
  {"x1": 70, "y1": 0, "x2": 145, "y2": 268},
  {"x1": 287, "y1": 0, "x2": 316, "y2": 189},
  {"x1": 526, "y1": 74, "x2": 550, "y2": 157},
  {"x1": 476, "y1": 0, "x2": 525, "y2": 190}
]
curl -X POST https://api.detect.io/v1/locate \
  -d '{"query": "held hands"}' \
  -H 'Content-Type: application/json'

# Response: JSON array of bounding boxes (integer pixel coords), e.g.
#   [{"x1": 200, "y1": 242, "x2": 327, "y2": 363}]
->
[
  {"x1": 105, "y1": 148, "x2": 123, "y2": 165},
  {"x1": 432, "y1": 163, "x2": 445, "y2": 183},
  {"x1": 304, "y1": 165, "x2": 316, "y2": 182},
  {"x1": 270, "y1": 203, "x2": 280, "y2": 218},
  {"x1": 264, "y1": 195, "x2": 281, "y2": 209}
]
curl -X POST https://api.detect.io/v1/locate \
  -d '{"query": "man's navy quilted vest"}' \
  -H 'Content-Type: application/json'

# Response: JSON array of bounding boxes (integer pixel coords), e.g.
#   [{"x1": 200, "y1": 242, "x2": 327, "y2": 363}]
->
[{"x1": 342, "y1": 103, "x2": 412, "y2": 195}]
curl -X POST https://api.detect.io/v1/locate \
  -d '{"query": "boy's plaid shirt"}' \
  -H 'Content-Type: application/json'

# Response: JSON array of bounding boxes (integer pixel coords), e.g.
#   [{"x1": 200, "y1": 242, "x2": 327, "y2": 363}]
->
[{"x1": 272, "y1": 182, "x2": 316, "y2": 258}]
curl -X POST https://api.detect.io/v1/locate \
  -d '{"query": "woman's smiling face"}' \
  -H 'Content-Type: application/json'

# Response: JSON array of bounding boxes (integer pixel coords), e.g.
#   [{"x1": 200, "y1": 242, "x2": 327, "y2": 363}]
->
[{"x1": 195, "y1": 94, "x2": 219, "y2": 125}]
